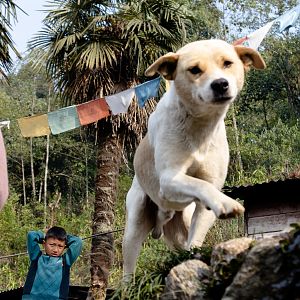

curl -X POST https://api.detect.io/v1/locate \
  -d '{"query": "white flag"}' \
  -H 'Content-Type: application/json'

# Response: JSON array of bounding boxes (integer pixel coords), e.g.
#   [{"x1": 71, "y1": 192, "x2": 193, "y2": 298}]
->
[
  {"x1": 247, "y1": 21, "x2": 274, "y2": 50},
  {"x1": 105, "y1": 88, "x2": 135, "y2": 115}
]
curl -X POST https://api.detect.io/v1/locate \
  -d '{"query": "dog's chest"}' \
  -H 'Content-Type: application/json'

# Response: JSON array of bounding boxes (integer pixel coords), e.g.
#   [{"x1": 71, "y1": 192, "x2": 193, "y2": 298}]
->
[
  {"x1": 187, "y1": 148, "x2": 210, "y2": 174},
  {"x1": 186, "y1": 136, "x2": 229, "y2": 183}
]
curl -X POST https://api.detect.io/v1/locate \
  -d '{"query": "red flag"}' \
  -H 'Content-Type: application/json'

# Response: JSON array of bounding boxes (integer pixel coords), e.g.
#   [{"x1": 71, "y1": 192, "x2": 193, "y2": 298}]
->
[
  {"x1": 77, "y1": 98, "x2": 110, "y2": 126},
  {"x1": 232, "y1": 36, "x2": 249, "y2": 46}
]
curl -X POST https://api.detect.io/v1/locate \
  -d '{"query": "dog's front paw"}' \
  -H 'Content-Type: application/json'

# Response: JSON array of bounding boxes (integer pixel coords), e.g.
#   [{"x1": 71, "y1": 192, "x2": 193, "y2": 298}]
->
[{"x1": 216, "y1": 197, "x2": 245, "y2": 219}]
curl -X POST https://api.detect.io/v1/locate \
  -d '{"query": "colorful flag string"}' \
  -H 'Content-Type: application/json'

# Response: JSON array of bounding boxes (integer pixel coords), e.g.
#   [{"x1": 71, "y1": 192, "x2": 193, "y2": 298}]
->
[{"x1": 16, "y1": 77, "x2": 162, "y2": 137}]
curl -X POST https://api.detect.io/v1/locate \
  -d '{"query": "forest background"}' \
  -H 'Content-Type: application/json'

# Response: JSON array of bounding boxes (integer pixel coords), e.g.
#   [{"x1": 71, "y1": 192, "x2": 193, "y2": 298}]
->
[{"x1": 0, "y1": 0, "x2": 299, "y2": 298}]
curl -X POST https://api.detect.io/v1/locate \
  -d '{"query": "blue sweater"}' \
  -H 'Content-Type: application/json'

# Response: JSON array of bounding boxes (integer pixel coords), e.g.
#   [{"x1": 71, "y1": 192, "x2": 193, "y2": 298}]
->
[{"x1": 22, "y1": 231, "x2": 83, "y2": 300}]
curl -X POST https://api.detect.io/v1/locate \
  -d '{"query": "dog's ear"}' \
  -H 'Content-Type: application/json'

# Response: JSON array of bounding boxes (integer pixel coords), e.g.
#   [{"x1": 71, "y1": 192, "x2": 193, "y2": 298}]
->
[
  {"x1": 145, "y1": 53, "x2": 179, "y2": 80},
  {"x1": 234, "y1": 46, "x2": 266, "y2": 71}
]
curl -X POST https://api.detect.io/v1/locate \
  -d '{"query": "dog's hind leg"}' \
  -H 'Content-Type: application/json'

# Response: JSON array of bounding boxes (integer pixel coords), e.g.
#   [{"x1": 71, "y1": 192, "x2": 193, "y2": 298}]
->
[
  {"x1": 187, "y1": 202, "x2": 216, "y2": 248},
  {"x1": 152, "y1": 209, "x2": 175, "y2": 239},
  {"x1": 123, "y1": 176, "x2": 155, "y2": 278}
]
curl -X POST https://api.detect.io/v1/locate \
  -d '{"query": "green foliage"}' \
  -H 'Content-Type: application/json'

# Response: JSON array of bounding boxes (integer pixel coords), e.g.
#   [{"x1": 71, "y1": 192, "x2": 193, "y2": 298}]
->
[
  {"x1": 0, "y1": 190, "x2": 40, "y2": 290},
  {"x1": 112, "y1": 272, "x2": 164, "y2": 300},
  {"x1": 205, "y1": 216, "x2": 245, "y2": 247},
  {"x1": 227, "y1": 117, "x2": 300, "y2": 186},
  {"x1": 0, "y1": 190, "x2": 39, "y2": 253}
]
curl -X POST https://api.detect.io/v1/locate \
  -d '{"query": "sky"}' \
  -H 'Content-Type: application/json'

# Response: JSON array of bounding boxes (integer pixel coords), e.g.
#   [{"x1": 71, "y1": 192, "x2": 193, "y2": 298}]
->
[{"x1": 10, "y1": 0, "x2": 47, "y2": 60}]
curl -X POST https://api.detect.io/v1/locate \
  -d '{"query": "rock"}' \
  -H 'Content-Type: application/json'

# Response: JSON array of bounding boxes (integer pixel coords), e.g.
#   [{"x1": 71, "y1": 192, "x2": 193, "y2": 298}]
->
[
  {"x1": 222, "y1": 236, "x2": 287, "y2": 300},
  {"x1": 209, "y1": 237, "x2": 253, "y2": 299},
  {"x1": 161, "y1": 259, "x2": 211, "y2": 300},
  {"x1": 211, "y1": 237, "x2": 254, "y2": 275}
]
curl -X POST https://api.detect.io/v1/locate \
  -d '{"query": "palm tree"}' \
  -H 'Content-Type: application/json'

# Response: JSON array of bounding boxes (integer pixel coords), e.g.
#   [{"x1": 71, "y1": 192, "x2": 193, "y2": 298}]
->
[
  {"x1": 30, "y1": 0, "x2": 221, "y2": 298},
  {"x1": 0, "y1": 0, "x2": 21, "y2": 80}
]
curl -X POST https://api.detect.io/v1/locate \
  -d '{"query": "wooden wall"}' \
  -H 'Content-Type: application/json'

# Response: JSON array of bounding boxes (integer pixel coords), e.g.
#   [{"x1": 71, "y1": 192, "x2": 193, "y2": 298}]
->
[{"x1": 224, "y1": 178, "x2": 300, "y2": 238}]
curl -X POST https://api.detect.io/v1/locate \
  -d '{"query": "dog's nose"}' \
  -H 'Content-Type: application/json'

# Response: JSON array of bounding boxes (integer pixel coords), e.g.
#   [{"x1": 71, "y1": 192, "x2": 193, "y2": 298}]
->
[{"x1": 211, "y1": 78, "x2": 229, "y2": 95}]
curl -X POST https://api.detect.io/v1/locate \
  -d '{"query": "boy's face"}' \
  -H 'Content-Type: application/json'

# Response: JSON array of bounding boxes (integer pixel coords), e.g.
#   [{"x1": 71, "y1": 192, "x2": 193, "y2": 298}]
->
[{"x1": 43, "y1": 237, "x2": 66, "y2": 257}]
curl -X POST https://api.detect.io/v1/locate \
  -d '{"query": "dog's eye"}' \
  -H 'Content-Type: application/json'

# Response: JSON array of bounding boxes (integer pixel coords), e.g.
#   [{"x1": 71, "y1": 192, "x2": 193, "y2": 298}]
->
[
  {"x1": 188, "y1": 66, "x2": 202, "y2": 75},
  {"x1": 224, "y1": 61, "x2": 233, "y2": 68}
]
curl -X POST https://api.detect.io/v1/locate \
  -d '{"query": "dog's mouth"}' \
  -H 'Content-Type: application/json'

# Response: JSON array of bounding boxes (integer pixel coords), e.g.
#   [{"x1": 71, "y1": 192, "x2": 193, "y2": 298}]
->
[{"x1": 212, "y1": 96, "x2": 233, "y2": 103}]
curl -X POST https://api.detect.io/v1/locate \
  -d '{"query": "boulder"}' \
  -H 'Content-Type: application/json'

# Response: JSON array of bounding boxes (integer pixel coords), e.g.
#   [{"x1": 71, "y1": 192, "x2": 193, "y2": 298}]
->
[
  {"x1": 161, "y1": 259, "x2": 211, "y2": 300},
  {"x1": 223, "y1": 233, "x2": 300, "y2": 300},
  {"x1": 209, "y1": 237, "x2": 254, "y2": 299}
]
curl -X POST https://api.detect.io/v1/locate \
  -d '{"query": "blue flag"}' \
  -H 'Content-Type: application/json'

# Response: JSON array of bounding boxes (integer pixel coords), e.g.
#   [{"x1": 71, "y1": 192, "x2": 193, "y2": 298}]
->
[
  {"x1": 134, "y1": 77, "x2": 161, "y2": 107},
  {"x1": 48, "y1": 106, "x2": 80, "y2": 135}
]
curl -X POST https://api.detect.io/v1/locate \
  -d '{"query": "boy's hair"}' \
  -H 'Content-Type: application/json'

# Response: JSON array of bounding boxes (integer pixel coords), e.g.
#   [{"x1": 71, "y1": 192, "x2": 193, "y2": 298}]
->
[{"x1": 45, "y1": 226, "x2": 67, "y2": 243}]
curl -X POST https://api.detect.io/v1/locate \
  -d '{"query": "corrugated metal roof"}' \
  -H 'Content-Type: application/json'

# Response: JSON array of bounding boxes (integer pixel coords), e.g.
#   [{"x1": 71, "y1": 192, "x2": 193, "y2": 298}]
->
[{"x1": 223, "y1": 178, "x2": 300, "y2": 202}]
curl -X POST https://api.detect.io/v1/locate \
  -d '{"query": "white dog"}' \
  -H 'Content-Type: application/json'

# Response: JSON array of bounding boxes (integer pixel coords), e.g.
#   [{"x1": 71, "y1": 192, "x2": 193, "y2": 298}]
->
[{"x1": 123, "y1": 39, "x2": 266, "y2": 276}]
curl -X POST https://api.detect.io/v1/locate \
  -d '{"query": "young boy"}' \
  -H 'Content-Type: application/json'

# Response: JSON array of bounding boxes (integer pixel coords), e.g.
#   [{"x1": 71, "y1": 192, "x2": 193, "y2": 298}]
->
[{"x1": 22, "y1": 226, "x2": 83, "y2": 300}]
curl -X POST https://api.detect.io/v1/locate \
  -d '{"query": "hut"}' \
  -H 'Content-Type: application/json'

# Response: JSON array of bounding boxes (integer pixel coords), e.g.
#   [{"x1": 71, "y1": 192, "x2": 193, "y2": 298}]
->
[{"x1": 224, "y1": 178, "x2": 300, "y2": 238}]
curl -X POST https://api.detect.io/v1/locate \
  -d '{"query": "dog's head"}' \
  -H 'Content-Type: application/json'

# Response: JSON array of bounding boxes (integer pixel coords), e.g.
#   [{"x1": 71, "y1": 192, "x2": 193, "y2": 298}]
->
[{"x1": 145, "y1": 40, "x2": 265, "y2": 114}]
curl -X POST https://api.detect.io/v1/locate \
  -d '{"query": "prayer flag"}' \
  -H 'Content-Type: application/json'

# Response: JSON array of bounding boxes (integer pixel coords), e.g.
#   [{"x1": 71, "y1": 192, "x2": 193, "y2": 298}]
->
[
  {"x1": 48, "y1": 106, "x2": 80, "y2": 135},
  {"x1": 232, "y1": 36, "x2": 249, "y2": 46},
  {"x1": 247, "y1": 21, "x2": 274, "y2": 50},
  {"x1": 275, "y1": 4, "x2": 300, "y2": 32},
  {"x1": 0, "y1": 129, "x2": 9, "y2": 210},
  {"x1": 134, "y1": 77, "x2": 161, "y2": 107},
  {"x1": 77, "y1": 98, "x2": 110, "y2": 125},
  {"x1": 105, "y1": 89, "x2": 135, "y2": 115},
  {"x1": 17, "y1": 114, "x2": 51, "y2": 137}
]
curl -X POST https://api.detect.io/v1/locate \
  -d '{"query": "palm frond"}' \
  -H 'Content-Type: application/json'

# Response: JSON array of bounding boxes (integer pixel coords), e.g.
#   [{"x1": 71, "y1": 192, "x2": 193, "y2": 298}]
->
[
  {"x1": 0, "y1": 0, "x2": 21, "y2": 78},
  {"x1": 76, "y1": 41, "x2": 118, "y2": 70}
]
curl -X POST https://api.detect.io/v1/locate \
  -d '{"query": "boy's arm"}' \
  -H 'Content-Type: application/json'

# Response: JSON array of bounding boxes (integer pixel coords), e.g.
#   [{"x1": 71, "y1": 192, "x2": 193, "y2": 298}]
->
[
  {"x1": 27, "y1": 231, "x2": 44, "y2": 261},
  {"x1": 64, "y1": 234, "x2": 83, "y2": 266}
]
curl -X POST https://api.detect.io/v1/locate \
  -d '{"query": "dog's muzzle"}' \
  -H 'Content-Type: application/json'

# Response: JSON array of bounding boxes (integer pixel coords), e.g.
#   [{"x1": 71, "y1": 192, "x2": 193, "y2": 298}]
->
[{"x1": 211, "y1": 78, "x2": 232, "y2": 102}]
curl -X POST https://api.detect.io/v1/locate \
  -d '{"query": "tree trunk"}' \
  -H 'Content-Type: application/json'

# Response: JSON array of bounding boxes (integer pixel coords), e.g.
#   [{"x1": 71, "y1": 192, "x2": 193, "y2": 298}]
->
[
  {"x1": 30, "y1": 137, "x2": 36, "y2": 200},
  {"x1": 21, "y1": 155, "x2": 26, "y2": 205},
  {"x1": 44, "y1": 134, "x2": 50, "y2": 227},
  {"x1": 38, "y1": 180, "x2": 43, "y2": 203},
  {"x1": 30, "y1": 78, "x2": 36, "y2": 201},
  {"x1": 88, "y1": 132, "x2": 124, "y2": 300},
  {"x1": 232, "y1": 105, "x2": 243, "y2": 179},
  {"x1": 85, "y1": 142, "x2": 89, "y2": 204},
  {"x1": 44, "y1": 89, "x2": 51, "y2": 226}
]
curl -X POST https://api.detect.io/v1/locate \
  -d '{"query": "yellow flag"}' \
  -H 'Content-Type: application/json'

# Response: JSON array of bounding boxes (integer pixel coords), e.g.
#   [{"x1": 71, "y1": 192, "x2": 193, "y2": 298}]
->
[{"x1": 17, "y1": 114, "x2": 51, "y2": 137}]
